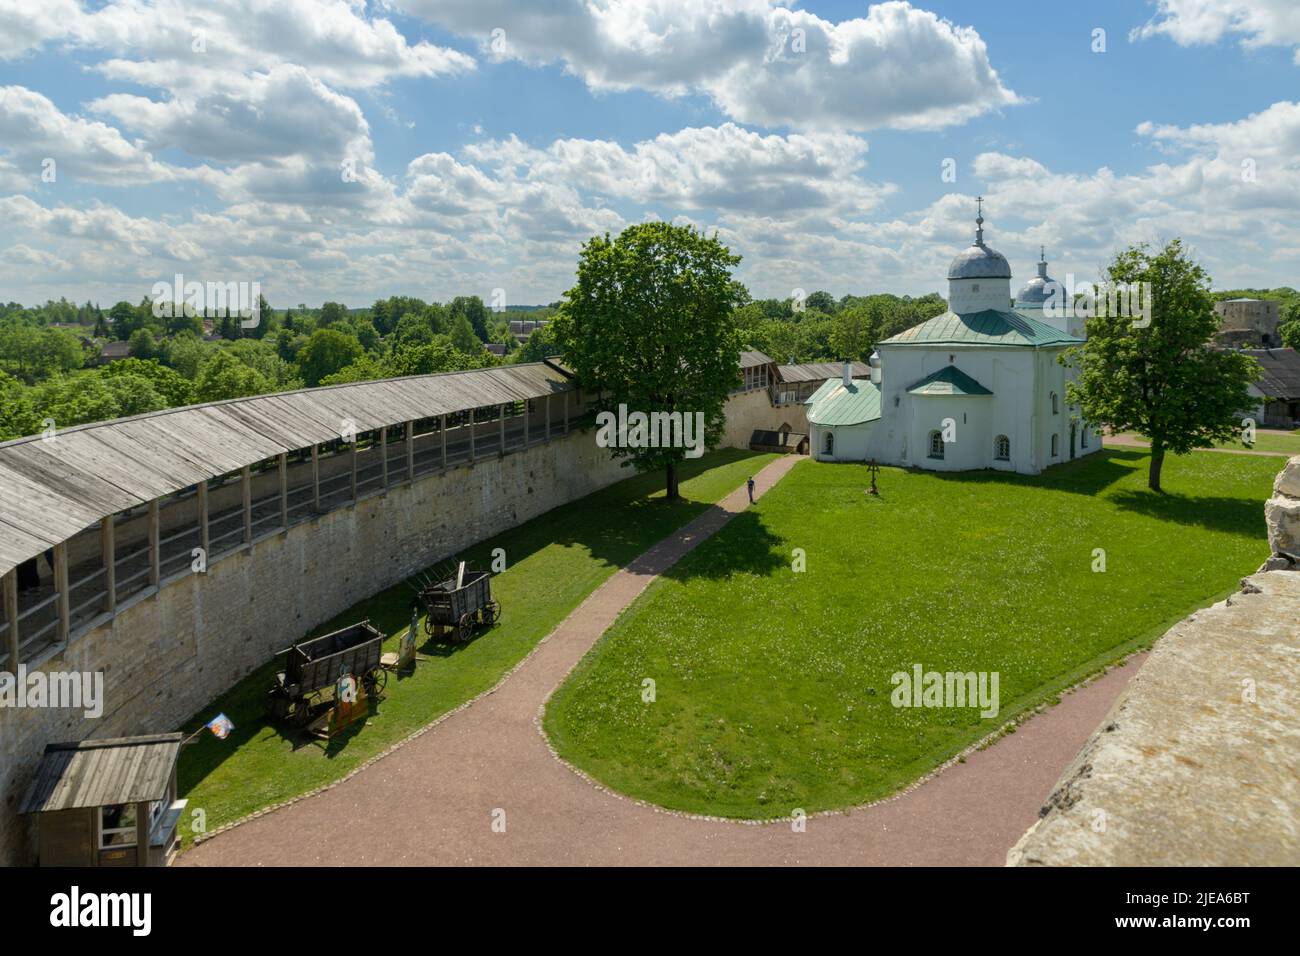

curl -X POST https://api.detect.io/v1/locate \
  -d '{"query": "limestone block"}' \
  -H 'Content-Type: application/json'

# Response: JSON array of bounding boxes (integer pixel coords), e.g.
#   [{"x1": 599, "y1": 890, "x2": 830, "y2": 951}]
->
[
  {"x1": 1265, "y1": 494, "x2": 1300, "y2": 559},
  {"x1": 1273, "y1": 456, "x2": 1300, "y2": 500}
]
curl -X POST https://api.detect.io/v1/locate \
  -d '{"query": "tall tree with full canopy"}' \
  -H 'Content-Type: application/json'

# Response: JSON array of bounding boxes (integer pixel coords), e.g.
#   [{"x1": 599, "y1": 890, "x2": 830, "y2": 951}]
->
[
  {"x1": 552, "y1": 221, "x2": 743, "y2": 500},
  {"x1": 1062, "y1": 239, "x2": 1260, "y2": 492}
]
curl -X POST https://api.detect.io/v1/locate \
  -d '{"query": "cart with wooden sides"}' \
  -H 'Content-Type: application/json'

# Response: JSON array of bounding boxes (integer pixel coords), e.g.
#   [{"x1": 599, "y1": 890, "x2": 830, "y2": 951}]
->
[
  {"x1": 267, "y1": 620, "x2": 387, "y2": 726},
  {"x1": 418, "y1": 563, "x2": 500, "y2": 643}
]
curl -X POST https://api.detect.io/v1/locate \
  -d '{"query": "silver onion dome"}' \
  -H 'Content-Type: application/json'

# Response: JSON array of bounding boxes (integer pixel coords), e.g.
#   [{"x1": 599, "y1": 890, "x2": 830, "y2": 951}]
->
[{"x1": 947, "y1": 198, "x2": 1011, "y2": 280}]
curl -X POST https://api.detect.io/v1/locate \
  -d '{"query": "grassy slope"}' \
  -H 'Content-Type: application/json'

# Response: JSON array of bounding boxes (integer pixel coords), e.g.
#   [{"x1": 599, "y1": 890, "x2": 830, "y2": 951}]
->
[
  {"x1": 544, "y1": 448, "x2": 1280, "y2": 819},
  {"x1": 177, "y1": 448, "x2": 776, "y2": 846}
]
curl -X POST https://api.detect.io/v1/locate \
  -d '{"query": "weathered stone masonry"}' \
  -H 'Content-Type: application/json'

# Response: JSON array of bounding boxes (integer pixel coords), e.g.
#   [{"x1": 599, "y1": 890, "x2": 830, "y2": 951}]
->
[{"x1": 0, "y1": 427, "x2": 626, "y2": 865}]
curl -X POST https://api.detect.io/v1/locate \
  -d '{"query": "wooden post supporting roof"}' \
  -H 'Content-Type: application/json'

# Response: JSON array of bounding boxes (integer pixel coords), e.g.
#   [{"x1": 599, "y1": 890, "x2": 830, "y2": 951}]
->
[
  {"x1": 54, "y1": 542, "x2": 69, "y2": 643},
  {"x1": 380, "y1": 426, "x2": 389, "y2": 490},
  {"x1": 469, "y1": 411, "x2": 475, "y2": 463},
  {"x1": 147, "y1": 500, "x2": 160, "y2": 587},
  {"x1": 524, "y1": 401, "x2": 530, "y2": 446},
  {"x1": 563, "y1": 390, "x2": 569, "y2": 434},
  {"x1": 197, "y1": 480, "x2": 209, "y2": 559},
  {"x1": 545, "y1": 393, "x2": 551, "y2": 441},
  {"x1": 406, "y1": 421, "x2": 415, "y2": 481},
  {"x1": 440, "y1": 415, "x2": 447, "y2": 469},
  {"x1": 3, "y1": 569, "x2": 18, "y2": 669},
  {"x1": 241, "y1": 466, "x2": 252, "y2": 545},
  {"x1": 499, "y1": 404, "x2": 506, "y2": 455},
  {"x1": 101, "y1": 515, "x2": 115, "y2": 614},
  {"x1": 278, "y1": 453, "x2": 288, "y2": 529},
  {"x1": 311, "y1": 444, "x2": 321, "y2": 511},
  {"x1": 350, "y1": 439, "x2": 358, "y2": 503}
]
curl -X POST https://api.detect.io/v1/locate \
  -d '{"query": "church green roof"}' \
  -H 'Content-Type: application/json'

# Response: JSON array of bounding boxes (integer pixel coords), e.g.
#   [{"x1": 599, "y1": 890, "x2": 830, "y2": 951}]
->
[
  {"x1": 906, "y1": 365, "x2": 993, "y2": 396},
  {"x1": 805, "y1": 378, "x2": 882, "y2": 427},
  {"x1": 880, "y1": 309, "x2": 1082, "y2": 348}
]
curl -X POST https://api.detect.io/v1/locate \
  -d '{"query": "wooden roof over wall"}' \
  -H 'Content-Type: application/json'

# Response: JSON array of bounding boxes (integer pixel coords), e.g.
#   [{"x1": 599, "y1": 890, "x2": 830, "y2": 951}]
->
[
  {"x1": 0, "y1": 363, "x2": 575, "y2": 578},
  {"x1": 777, "y1": 361, "x2": 870, "y2": 384},
  {"x1": 20, "y1": 733, "x2": 184, "y2": 814}
]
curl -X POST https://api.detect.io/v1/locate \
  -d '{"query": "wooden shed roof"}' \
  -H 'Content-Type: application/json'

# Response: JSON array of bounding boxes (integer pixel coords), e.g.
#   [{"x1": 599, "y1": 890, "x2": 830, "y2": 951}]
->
[
  {"x1": 20, "y1": 733, "x2": 184, "y2": 814},
  {"x1": 0, "y1": 363, "x2": 575, "y2": 578},
  {"x1": 777, "y1": 361, "x2": 870, "y2": 384}
]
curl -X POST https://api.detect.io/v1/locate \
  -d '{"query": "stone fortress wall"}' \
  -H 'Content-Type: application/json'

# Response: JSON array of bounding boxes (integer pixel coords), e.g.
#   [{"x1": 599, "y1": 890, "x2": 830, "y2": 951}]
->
[{"x1": 0, "y1": 389, "x2": 790, "y2": 866}]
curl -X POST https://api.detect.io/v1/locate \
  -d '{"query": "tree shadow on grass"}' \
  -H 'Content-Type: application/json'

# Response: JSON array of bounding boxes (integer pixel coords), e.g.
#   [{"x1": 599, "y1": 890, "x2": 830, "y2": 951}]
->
[
  {"x1": 175, "y1": 447, "x2": 771, "y2": 791},
  {"x1": 1104, "y1": 490, "x2": 1264, "y2": 537},
  {"x1": 659, "y1": 509, "x2": 789, "y2": 582},
  {"x1": 923, "y1": 449, "x2": 1144, "y2": 498}
]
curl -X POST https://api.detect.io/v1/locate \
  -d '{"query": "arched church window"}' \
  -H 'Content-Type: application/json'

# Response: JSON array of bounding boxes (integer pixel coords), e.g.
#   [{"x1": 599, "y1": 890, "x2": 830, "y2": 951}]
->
[
  {"x1": 824, "y1": 432, "x2": 834, "y2": 456},
  {"x1": 928, "y1": 430, "x2": 944, "y2": 460},
  {"x1": 1051, "y1": 434, "x2": 1059, "y2": 457},
  {"x1": 1081, "y1": 426, "x2": 1089, "y2": 448},
  {"x1": 1051, "y1": 392, "x2": 1059, "y2": 415},
  {"x1": 994, "y1": 435, "x2": 1010, "y2": 460}
]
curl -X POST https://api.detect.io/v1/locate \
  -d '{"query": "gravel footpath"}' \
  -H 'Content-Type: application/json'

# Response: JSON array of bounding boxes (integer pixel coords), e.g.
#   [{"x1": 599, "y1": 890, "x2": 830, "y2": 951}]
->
[{"x1": 183, "y1": 455, "x2": 1141, "y2": 867}]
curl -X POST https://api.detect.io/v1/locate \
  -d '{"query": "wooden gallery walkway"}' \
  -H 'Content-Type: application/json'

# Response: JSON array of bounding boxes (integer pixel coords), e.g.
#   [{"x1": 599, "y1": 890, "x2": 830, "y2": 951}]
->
[{"x1": 183, "y1": 455, "x2": 1139, "y2": 866}]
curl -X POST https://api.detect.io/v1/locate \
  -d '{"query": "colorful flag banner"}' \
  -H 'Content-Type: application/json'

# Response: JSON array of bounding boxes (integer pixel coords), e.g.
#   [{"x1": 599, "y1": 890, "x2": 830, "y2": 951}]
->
[{"x1": 206, "y1": 713, "x2": 234, "y2": 739}]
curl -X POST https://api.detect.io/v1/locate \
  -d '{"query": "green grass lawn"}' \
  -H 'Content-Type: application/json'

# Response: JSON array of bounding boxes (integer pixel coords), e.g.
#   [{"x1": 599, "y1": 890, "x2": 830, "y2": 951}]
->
[
  {"x1": 544, "y1": 448, "x2": 1281, "y2": 819},
  {"x1": 176, "y1": 448, "x2": 776, "y2": 847},
  {"x1": 1113, "y1": 429, "x2": 1300, "y2": 455}
]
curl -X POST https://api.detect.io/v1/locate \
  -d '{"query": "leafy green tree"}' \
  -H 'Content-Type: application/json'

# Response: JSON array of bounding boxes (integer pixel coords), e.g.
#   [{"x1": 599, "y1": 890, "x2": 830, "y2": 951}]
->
[
  {"x1": 390, "y1": 311, "x2": 436, "y2": 349},
  {"x1": 514, "y1": 326, "x2": 557, "y2": 363},
  {"x1": 297, "y1": 327, "x2": 364, "y2": 386},
  {"x1": 448, "y1": 311, "x2": 482, "y2": 355},
  {"x1": 319, "y1": 355, "x2": 388, "y2": 386},
  {"x1": 319, "y1": 301, "x2": 349, "y2": 327},
  {"x1": 804, "y1": 290, "x2": 837, "y2": 314},
  {"x1": 167, "y1": 333, "x2": 210, "y2": 380},
  {"x1": 449, "y1": 295, "x2": 489, "y2": 341},
  {"x1": 194, "y1": 351, "x2": 275, "y2": 402},
  {"x1": 108, "y1": 301, "x2": 142, "y2": 340},
  {"x1": 0, "y1": 319, "x2": 85, "y2": 383},
  {"x1": 1280, "y1": 301, "x2": 1300, "y2": 350},
  {"x1": 31, "y1": 372, "x2": 168, "y2": 427},
  {"x1": 1063, "y1": 239, "x2": 1261, "y2": 492},
  {"x1": 101, "y1": 358, "x2": 194, "y2": 406},
  {"x1": 0, "y1": 371, "x2": 38, "y2": 440},
  {"x1": 552, "y1": 221, "x2": 742, "y2": 500},
  {"x1": 128, "y1": 327, "x2": 159, "y2": 360},
  {"x1": 830, "y1": 304, "x2": 876, "y2": 361}
]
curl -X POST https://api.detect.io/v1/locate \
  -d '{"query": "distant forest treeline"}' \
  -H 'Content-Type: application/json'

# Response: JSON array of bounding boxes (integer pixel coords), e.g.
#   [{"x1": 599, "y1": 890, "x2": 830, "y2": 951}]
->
[{"x1": 3, "y1": 285, "x2": 1297, "y2": 442}]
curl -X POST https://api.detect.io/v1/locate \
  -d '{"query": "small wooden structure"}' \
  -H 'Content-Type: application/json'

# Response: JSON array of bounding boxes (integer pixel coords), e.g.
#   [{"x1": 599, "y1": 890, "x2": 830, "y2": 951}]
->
[
  {"x1": 268, "y1": 620, "x2": 387, "y2": 726},
  {"x1": 749, "y1": 426, "x2": 809, "y2": 455},
  {"x1": 20, "y1": 733, "x2": 186, "y2": 867},
  {"x1": 419, "y1": 564, "x2": 500, "y2": 643}
]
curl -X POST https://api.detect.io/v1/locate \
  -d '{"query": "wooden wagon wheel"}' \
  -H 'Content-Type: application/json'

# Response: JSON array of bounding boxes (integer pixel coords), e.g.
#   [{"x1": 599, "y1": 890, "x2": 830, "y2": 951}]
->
[
  {"x1": 423, "y1": 614, "x2": 436, "y2": 636},
  {"x1": 364, "y1": 667, "x2": 387, "y2": 697},
  {"x1": 292, "y1": 695, "x2": 316, "y2": 728},
  {"x1": 483, "y1": 600, "x2": 501, "y2": 626},
  {"x1": 456, "y1": 611, "x2": 475, "y2": 643}
]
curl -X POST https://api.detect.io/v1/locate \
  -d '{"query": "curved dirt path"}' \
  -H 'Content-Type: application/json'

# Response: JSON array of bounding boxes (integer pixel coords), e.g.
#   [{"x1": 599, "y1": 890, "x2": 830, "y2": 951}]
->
[{"x1": 183, "y1": 455, "x2": 1142, "y2": 866}]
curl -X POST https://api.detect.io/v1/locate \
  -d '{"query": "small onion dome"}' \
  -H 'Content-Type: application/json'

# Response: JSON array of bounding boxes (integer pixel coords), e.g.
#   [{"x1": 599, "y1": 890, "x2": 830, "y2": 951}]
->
[
  {"x1": 868, "y1": 351, "x2": 881, "y2": 369},
  {"x1": 1016, "y1": 248, "x2": 1057, "y2": 306},
  {"x1": 948, "y1": 198, "x2": 1011, "y2": 280}
]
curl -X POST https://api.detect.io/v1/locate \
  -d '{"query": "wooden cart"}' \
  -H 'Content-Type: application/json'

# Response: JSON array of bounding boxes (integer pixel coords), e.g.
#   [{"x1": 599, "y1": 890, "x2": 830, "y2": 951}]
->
[
  {"x1": 418, "y1": 565, "x2": 500, "y2": 643},
  {"x1": 267, "y1": 620, "x2": 387, "y2": 726}
]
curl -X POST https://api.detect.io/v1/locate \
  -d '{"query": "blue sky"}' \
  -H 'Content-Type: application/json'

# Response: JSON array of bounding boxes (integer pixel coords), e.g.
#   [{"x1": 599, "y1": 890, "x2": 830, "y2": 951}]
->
[{"x1": 1, "y1": 0, "x2": 1298, "y2": 307}]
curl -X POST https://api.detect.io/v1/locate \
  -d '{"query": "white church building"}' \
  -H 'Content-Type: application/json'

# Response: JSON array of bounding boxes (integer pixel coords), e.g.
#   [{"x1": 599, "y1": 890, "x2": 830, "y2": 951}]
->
[{"x1": 808, "y1": 207, "x2": 1102, "y2": 475}]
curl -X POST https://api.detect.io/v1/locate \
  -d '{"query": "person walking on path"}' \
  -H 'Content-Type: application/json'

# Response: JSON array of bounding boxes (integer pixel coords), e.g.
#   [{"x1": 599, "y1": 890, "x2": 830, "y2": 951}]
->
[{"x1": 746, "y1": 476, "x2": 755, "y2": 503}]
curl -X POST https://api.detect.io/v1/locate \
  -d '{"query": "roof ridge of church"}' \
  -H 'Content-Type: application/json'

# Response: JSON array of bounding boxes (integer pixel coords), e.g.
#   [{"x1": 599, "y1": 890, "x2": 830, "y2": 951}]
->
[{"x1": 879, "y1": 308, "x2": 1082, "y2": 348}]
